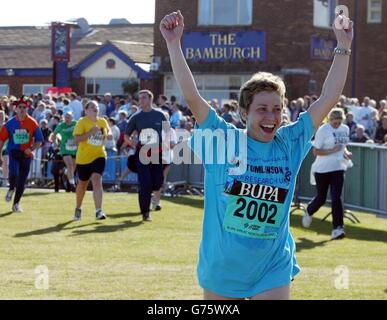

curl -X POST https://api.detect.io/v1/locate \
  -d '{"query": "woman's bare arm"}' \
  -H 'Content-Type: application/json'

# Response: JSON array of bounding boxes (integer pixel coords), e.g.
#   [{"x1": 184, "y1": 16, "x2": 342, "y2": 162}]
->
[
  {"x1": 160, "y1": 11, "x2": 209, "y2": 125},
  {"x1": 308, "y1": 15, "x2": 354, "y2": 129}
]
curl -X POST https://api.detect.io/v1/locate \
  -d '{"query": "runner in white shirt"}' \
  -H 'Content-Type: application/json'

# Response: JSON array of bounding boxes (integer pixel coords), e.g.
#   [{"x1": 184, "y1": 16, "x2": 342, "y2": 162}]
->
[
  {"x1": 152, "y1": 112, "x2": 177, "y2": 211},
  {"x1": 303, "y1": 108, "x2": 352, "y2": 240}
]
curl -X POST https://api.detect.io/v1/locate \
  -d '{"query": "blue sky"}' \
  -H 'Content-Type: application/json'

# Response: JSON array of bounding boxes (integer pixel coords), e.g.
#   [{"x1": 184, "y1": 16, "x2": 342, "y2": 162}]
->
[{"x1": 1, "y1": 0, "x2": 155, "y2": 26}]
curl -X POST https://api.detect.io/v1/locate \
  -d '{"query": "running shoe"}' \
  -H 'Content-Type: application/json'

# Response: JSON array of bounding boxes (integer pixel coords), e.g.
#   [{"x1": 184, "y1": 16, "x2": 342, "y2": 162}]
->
[
  {"x1": 74, "y1": 208, "x2": 82, "y2": 221},
  {"x1": 142, "y1": 212, "x2": 152, "y2": 222},
  {"x1": 331, "y1": 227, "x2": 346, "y2": 240},
  {"x1": 12, "y1": 203, "x2": 23, "y2": 213},
  {"x1": 302, "y1": 211, "x2": 313, "y2": 228},
  {"x1": 5, "y1": 189, "x2": 14, "y2": 202},
  {"x1": 96, "y1": 210, "x2": 107, "y2": 220}
]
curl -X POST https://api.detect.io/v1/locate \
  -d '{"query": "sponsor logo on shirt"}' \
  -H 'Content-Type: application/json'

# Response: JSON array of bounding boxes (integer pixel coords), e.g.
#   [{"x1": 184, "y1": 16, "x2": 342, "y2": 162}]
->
[{"x1": 225, "y1": 180, "x2": 288, "y2": 203}]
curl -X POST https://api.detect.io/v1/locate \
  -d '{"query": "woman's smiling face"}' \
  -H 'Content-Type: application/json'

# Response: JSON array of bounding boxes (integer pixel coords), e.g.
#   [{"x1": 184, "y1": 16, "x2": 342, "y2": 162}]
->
[{"x1": 243, "y1": 91, "x2": 283, "y2": 143}]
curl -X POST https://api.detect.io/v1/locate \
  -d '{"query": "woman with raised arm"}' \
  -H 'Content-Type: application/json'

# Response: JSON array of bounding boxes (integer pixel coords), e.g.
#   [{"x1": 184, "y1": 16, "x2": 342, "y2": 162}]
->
[{"x1": 160, "y1": 10, "x2": 353, "y2": 300}]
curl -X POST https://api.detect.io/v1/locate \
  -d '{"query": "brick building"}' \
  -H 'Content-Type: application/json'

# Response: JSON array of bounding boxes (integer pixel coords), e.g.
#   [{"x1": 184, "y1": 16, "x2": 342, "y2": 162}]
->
[
  {"x1": 1, "y1": 1, "x2": 386, "y2": 102},
  {"x1": 0, "y1": 20, "x2": 154, "y2": 97},
  {"x1": 153, "y1": 0, "x2": 387, "y2": 103}
]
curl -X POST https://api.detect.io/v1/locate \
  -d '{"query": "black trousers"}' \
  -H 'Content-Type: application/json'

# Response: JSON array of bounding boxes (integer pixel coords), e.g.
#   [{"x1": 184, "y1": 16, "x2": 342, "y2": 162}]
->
[
  {"x1": 9, "y1": 154, "x2": 32, "y2": 205},
  {"x1": 136, "y1": 157, "x2": 164, "y2": 215},
  {"x1": 307, "y1": 170, "x2": 345, "y2": 229}
]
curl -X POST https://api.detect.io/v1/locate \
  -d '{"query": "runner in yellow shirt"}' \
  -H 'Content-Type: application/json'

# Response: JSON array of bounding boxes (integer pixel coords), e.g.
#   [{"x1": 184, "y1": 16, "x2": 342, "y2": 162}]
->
[{"x1": 73, "y1": 100, "x2": 113, "y2": 221}]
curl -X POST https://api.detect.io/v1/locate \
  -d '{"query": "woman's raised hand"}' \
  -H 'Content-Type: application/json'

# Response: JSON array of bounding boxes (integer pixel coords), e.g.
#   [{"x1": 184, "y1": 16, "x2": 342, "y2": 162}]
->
[
  {"x1": 333, "y1": 13, "x2": 354, "y2": 50},
  {"x1": 159, "y1": 10, "x2": 184, "y2": 44}
]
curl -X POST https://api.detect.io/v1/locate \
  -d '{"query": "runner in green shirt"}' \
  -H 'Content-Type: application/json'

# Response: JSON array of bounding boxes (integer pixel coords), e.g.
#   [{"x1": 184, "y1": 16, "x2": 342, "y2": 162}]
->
[{"x1": 52, "y1": 110, "x2": 77, "y2": 190}]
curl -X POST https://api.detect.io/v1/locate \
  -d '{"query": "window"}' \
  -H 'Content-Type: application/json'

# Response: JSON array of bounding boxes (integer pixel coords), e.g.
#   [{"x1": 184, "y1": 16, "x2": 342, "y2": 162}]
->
[
  {"x1": 0, "y1": 84, "x2": 9, "y2": 95},
  {"x1": 86, "y1": 78, "x2": 138, "y2": 95},
  {"x1": 313, "y1": 0, "x2": 337, "y2": 28},
  {"x1": 106, "y1": 59, "x2": 116, "y2": 69},
  {"x1": 368, "y1": 0, "x2": 382, "y2": 23},
  {"x1": 23, "y1": 84, "x2": 52, "y2": 95},
  {"x1": 309, "y1": 80, "x2": 317, "y2": 95},
  {"x1": 164, "y1": 74, "x2": 251, "y2": 105},
  {"x1": 198, "y1": 0, "x2": 253, "y2": 26}
]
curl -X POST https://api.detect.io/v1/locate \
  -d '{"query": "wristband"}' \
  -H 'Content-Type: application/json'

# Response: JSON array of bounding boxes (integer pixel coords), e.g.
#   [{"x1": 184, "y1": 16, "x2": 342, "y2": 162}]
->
[{"x1": 334, "y1": 47, "x2": 351, "y2": 56}]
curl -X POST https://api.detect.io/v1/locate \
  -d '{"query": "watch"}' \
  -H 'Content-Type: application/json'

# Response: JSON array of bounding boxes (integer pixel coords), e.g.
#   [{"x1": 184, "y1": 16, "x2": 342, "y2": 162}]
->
[{"x1": 334, "y1": 47, "x2": 351, "y2": 56}]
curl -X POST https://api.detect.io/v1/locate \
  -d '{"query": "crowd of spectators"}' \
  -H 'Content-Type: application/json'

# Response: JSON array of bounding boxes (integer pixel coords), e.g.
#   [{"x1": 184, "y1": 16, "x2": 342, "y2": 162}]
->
[
  {"x1": 278, "y1": 94, "x2": 387, "y2": 145},
  {"x1": 1, "y1": 91, "x2": 386, "y2": 187},
  {"x1": 1, "y1": 91, "x2": 386, "y2": 150}
]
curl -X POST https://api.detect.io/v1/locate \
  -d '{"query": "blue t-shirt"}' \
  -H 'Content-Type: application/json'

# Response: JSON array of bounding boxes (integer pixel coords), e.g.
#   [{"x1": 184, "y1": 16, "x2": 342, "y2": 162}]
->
[
  {"x1": 125, "y1": 109, "x2": 167, "y2": 144},
  {"x1": 190, "y1": 108, "x2": 314, "y2": 298}
]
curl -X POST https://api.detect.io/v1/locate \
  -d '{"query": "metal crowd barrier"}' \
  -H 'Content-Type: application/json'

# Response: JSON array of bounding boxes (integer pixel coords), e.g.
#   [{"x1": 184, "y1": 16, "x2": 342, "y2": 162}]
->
[
  {"x1": 2, "y1": 142, "x2": 385, "y2": 216},
  {"x1": 27, "y1": 149, "x2": 139, "y2": 186},
  {"x1": 1, "y1": 146, "x2": 204, "y2": 196}
]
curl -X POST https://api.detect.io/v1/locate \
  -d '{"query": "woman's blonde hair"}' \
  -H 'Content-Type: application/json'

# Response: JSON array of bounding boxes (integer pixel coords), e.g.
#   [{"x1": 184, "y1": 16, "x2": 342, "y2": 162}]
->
[
  {"x1": 238, "y1": 72, "x2": 286, "y2": 123},
  {"x1": 328, "y1": 108, "x2": 345, "y2": 121}
]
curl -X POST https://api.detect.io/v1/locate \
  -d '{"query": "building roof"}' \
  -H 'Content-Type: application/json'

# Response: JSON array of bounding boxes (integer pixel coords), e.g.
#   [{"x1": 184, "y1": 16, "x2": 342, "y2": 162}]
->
[
  {"x1": 109, "y1": 40, "x2": 153, "y2": 64},
  {"x1": 0, "y1": 42, "x2": 153, "y2": 69},
  {"x1": 0, "y1": 46, "x2": 95, "y2": 69},
  {"x1": 70, "y1": 41, "x2": 153, "y2": 79},
  {"x1": 0, "y1": 23, "x2": 154, "y2": 70},
  {"x1": 76, "y1": 24, "x2": 153, "y2": 46},
  {"x1": 0, "y1": 24, "x2": 153, "y2": 48},
  {"x1": 0, "y1": 26, "x2": 51, "y2": 48}
]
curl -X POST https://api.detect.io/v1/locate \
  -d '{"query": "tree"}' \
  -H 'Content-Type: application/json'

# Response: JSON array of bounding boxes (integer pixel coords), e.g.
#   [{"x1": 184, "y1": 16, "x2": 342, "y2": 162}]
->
[{"x1": 122, "y1": 79, "x2": 139, "y2": 96}]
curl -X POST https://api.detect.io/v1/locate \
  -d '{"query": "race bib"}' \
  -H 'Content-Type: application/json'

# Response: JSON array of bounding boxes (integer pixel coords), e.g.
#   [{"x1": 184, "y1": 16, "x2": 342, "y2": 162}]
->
[
  {"x1": 65, "y1": 139, "x2": 77, "y2": 151},
  {"x1": 223, "y1": 180, "x2": 288, "y2": 239},
  {"x1": 87, "y1": 132, "x2": 104, "y2": 146},
  {"x1": 13, "y1": 129, "x2": 30, "y2": 145}
]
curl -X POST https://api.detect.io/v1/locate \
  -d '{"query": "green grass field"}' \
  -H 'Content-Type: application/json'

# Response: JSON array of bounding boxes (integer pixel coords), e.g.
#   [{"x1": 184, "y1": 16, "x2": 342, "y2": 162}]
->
[{"x1": 0, "y1": 189, "x2": 386, "y2": 300}]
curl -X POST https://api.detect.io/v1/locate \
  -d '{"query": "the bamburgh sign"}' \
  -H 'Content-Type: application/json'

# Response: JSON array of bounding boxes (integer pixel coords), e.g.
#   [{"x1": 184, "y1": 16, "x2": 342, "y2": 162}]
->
[
  {"x1": 311, "y1": 36, "x2": 337, "y2": 61},
  {"x1": 182, "y1": 31, "x2": 266, "y2": 62}
]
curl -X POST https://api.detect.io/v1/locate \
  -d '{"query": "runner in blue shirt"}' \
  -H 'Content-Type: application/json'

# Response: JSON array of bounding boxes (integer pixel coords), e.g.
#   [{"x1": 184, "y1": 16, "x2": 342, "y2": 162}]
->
[{"x1": 160, "y1": 11, "x2": 354, "y2": 299}]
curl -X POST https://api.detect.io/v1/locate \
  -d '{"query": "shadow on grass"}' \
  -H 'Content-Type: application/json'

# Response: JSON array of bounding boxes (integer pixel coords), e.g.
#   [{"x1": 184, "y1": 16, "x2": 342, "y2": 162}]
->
[
  {"x1": 13, "y1": 212, "x2": 144, "y2": 237},
  {"x1": 0, "y1": 211, "x2": 13, "y2": 218},
  {"x1": 14, "y1": 221, "x2": 98, "y2": 238},
  {"x1": 291, "y1": 212, "x2": 387, "y2": 252},
  {"x1": 296, "y1": 238, "x2": 331, "y2": 252},
  {"x1": 70, "y1": 219, "x2": 143, "y2": 236},
  {"x1": 108, "y1": 212, "x2": 141, "y2": 219},
  {"x1": 162, "y1": 196, "x2": 204, "y2": 209},
  {"x1": 22, "y1": 192, "x2": 53, "y2": 198}
]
